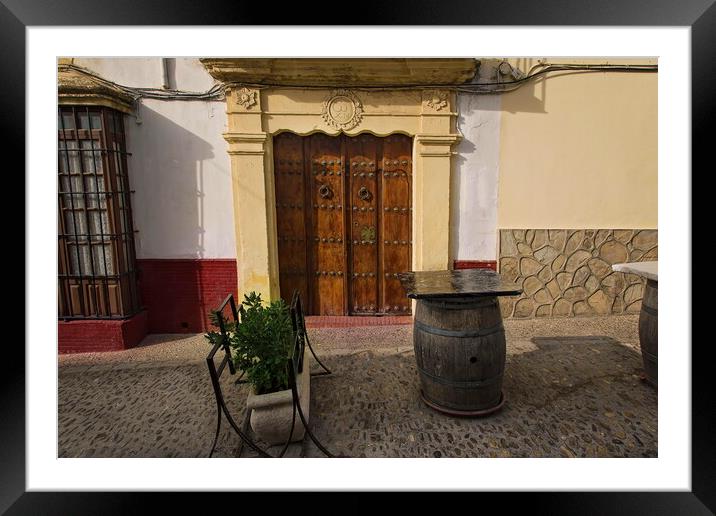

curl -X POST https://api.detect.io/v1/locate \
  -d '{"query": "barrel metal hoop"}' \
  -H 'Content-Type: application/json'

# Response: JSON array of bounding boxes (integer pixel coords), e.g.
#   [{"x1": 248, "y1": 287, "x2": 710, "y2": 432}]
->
[
  {"x1": 421, "y1": 297, "x2": 498, "y2": 311},
  {"x1": 417, "y1": 366, "x2": 503, "y2": 387},
  {"x1": 641, "y1": 304, "x2": 658, "y2": 317},
  {"x1": 421, "y1": 389, "x2": 505, "y2": 413},
  {"x1": 414, "y1": 319, "x2": 504, "y2": 338}
]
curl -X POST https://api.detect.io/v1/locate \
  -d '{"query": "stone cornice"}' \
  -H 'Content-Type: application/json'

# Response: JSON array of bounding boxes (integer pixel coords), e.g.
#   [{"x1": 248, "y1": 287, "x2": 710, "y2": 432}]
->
[
  {"x1": 58, "y1": 65, "x2": 135, "y2": 114},
  {"x1": 200, "y1": 58, "x2": 478, "y2": 87}
]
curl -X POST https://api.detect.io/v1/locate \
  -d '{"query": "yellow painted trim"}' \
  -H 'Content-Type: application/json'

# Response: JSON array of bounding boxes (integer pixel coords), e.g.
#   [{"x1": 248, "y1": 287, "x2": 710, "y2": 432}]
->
[
  {"x1": 201, "y1": 58, "x2": 477, "y2": 86},
  {"x1": 211, "y1": 75, "x2": 460, "y2": 302}
]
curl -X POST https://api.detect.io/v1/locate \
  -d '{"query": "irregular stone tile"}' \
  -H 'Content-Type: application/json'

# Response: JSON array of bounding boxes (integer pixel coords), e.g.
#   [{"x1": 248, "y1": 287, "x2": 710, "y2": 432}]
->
[
  {"x1": 517, "y1": 242, "x2": 533, "y2": 255},
  {"x1": 551, "y1": 254, "x2": 566, "y2": 273},
  {"x1": 548, "y1": 230, "x2": 567, "y2": 251},
  {"x1": 585, "y1": 275, "x2": 600, "y2": 293},
  {"x1": 523, "y1": 276, "x2": 543, "y2": 296},
  {"x1": 581, "y1": 233, "x2": 595, "y2": 251},
  {"x1": 556, "y1": 272, "x2": 573, "y2": 291},
  {"x1": 573, "y1": 265, "x2": 591, "y2": 286},
  {"x1": 525, "y1": 229, "x2": 535, "y2": 246},
  {"x1": 629, "y1": 249, "x2": 645, "y2": 262},
  {"x1": 595, "y1": 229, "x2": 611, "y2": 248},
  {"x1": 625, "y1": 300, "x2": 642, "y2": 313},
  {"x1": 632, "y1": 230, "x2": 657, "y2": 251},
  {"x1": 624, "y1": 283, "x2": 644, "y2": 305},
  {"x1": 564, "y1": 231, "x2": 585, "y2": 255},
  {"x1": 513, "y1": 229, "x2": 525, "y2": 242},
  {"x1": 599, "y1": 240, "x2": 629, "y2": 264},
  {"x1": 565, "y1": 250, "x2": 592, "y2": 272},
  {"x1": 535, "y1": 245, "x2": 559, "y2": 264},
  {"x1": 601, "y1": 272, "x2": 625, "y2": 296},
  {"x1": 534, "y1": 289, "x2": 553, "y2": 304},
  {"x1": 513, "y1": 298, "x2": 535, "y2": 318},
  {"x1": 499, "y1": 261, "x2": 520, "y2": 287},
  {"x1": 623, "y1": 273, "x2": 642, "y2": 284},
  {"x1": 588, "y1": 257, "x2": 612, "y2": 279},
  {"x1": 537, "y1": 266, "x2": 553, "y2": 283},
  {"x1": 500, "y1": 230, "x2": 518, "y2": 256},
  {"x1": 520, "y1": 257, "x2": 543, "y2": 276},
  {"x1": 499, "y1": 297, "x2": 515, "y2": 318},
  {"x1": 563, "y1": 286, "x2": 588, "y2": 301},
  {"x1": 587, "y1": 290, "x2": 612, "y2": 314},
  {"x1": 546, "y1": 279, "x2": 561, "y2": 299},
  {"x1": 640, "y1": 247, "x2": 658, "y2": 261},
  {"x1": 532, "y1": 230, "x2": 548, "y2": 250},
  {"x1": 612, "y1": 296, "x2": 624, "y2": 313},
  {"x1": 613, "y1": 230, "x2": 633, "y2": 244}
]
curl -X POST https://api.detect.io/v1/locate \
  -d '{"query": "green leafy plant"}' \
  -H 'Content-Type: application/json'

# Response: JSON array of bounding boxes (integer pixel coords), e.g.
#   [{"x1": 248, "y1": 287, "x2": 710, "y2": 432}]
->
[{"x1": 205, "y1": 292, "x2": 294, "y2": 395}]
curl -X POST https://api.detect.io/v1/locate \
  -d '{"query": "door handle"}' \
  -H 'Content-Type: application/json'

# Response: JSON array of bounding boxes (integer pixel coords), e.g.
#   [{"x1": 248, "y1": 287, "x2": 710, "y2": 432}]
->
[
  {"x1": 358, "y1": 186, "x2": 372, "y2": 201},
  {"x1": 319, "y1": 184, "x2": 333, "y2": 199}
]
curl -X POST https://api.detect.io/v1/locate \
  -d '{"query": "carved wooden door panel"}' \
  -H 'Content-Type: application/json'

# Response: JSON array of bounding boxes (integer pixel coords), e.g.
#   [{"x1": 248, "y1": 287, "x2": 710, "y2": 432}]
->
[
  {"x1": 307, "y1": 134, "x2": 346, "y2": 315},
  {"x1": 347, "y1": 135, "x2": 380, "y2": 314},
  {"x1": 274, "y1": 133, "x2": 412, "y2": 316},
  {"x1": 379, "y1": 135, "x2": 413, "y2": 315},
  {"x1": 273, "y1": 133, "x2": 309, "y2": 308}
]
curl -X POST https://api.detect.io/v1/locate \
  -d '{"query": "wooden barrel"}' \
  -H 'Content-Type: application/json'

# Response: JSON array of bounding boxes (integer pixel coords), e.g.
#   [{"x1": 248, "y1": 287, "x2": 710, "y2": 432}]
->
[
  {"x1": 638, "y1": 279, "x2": 658, "y2": 387},
  {"x1": 413, "y1": 296, "x2": 505, "y2": 414}
]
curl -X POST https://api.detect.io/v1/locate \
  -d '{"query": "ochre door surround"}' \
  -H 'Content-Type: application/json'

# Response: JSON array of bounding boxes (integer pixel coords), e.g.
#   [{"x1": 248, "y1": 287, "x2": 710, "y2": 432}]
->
[
  {"x1": 201, "y1": 58, "x2": 476, "y2": 303},
  {"x1": 274, "y1": 132, "x2": 413, "y2": 316}
]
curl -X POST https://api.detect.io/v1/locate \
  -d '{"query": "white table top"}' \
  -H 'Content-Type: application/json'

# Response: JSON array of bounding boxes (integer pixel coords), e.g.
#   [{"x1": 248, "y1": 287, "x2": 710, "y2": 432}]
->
[{"x1": 611, "y1": 261, "x2": 657, "y2": 281}]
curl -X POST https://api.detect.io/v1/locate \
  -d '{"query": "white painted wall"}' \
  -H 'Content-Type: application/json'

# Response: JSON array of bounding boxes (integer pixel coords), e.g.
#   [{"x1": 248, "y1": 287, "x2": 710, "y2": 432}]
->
[
  {"x1": 451, "y1": 92, "x2": 501, "y2": 261},
  {"x1": 73, "y1": 58, "x2": 235, "y2": 259}
]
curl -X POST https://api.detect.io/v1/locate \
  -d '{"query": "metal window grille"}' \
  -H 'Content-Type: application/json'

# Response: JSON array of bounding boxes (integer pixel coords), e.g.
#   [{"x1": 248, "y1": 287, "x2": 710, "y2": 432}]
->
[{"x1": 58, "y1": 106, "x2": 141, "y2": 319}]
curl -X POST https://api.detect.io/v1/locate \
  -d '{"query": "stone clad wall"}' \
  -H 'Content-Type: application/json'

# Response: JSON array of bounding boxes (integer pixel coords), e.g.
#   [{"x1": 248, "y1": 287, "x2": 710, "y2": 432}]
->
[{"x1": 498, "y1": 229, "x2": 657, "y2": 318}]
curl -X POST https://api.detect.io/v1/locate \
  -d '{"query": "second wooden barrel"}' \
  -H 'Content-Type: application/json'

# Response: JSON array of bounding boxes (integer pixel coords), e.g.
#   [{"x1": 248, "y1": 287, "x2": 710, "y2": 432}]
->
[
  {"x1": 413, "y1": 296, "x2": 505, "y2": 414},
  {"x1": 638, "y1": 279, "x2": 658, "y2": 387}
]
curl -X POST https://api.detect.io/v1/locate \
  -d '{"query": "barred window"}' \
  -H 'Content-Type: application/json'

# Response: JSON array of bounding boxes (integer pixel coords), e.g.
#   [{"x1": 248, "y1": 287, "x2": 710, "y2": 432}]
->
[{"x1": 58, "y1": 106, "x2": 141, "y2": 319}]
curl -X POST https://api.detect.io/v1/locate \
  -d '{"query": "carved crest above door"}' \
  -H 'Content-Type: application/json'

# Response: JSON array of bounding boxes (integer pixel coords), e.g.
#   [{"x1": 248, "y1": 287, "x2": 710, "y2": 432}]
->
[{"x1": 321, "y1": 89, "x2": 364, "y2": 130}]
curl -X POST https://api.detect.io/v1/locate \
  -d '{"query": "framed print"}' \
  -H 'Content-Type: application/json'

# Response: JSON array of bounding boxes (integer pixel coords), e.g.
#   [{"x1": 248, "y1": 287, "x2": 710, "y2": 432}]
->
[{"x1": 7, "y1": 0, "x2": 710, "y2": 512}]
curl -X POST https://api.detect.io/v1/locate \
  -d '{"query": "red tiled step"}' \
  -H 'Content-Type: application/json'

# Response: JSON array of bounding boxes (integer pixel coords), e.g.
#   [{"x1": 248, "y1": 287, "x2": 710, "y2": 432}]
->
[{"x1": 304, "y1": 315, "x2": 413, "y2": 328}]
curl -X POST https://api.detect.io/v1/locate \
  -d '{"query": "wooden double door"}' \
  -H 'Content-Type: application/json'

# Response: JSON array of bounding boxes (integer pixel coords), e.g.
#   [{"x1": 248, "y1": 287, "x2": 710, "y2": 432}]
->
[{"x1": 274, "y1": 132, "x2": 413, "y2": 316}]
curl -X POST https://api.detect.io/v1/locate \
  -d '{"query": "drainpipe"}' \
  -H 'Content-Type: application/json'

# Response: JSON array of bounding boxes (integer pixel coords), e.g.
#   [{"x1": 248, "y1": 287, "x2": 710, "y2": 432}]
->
[{"x1": 161, "y1": 58, "x2": 171, "y2": 89}]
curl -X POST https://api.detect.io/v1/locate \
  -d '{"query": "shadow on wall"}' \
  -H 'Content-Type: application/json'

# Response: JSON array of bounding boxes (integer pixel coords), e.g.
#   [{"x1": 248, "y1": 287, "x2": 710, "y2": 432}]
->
[
  {"x1": 500, "y1": 77, "x2": 548, "y2": 114},
  {"x1": 450, "y1": 105, "x2": 477, "y2": 261},
  {"x1": 129, "y1": 104, "x2": 216, "y2": 258},
  {"x1": 127, "y1": 103, "x2": 228, "y2": 333}
]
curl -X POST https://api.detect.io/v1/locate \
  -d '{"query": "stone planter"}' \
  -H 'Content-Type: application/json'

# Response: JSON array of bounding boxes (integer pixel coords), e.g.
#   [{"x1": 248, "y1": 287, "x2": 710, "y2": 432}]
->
[{"x1": 246, "y1": 350, "x2": 311, "y2": 445}]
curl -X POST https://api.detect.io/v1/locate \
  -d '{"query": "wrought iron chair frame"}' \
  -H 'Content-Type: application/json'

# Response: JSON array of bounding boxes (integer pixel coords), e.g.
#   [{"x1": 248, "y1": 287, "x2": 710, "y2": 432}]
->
[{"x1": 206, "y1": 291, "x2": 334, "y2": 458}]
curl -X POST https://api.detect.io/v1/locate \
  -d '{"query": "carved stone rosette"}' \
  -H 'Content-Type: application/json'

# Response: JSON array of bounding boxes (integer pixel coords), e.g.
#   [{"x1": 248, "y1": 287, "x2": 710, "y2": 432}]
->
[
  {"x1": 423, "y1": 89, "x2": 449, "y2": 111},
  {"x1": 321, "y1": 89, "x2": 364, "y2": 130},
  {"x1": 235, "y1": 87, "x2": 258, "y2": 110}
]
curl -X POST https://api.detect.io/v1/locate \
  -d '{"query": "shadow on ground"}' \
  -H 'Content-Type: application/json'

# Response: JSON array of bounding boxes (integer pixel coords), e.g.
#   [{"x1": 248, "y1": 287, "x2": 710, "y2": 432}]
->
[{"x1": 58, "y1": 334, "x2": 656, "y2": 458}]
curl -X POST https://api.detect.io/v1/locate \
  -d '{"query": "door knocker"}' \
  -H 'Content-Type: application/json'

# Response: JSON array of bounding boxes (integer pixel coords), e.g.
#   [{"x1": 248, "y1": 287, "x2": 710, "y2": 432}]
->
[
  {"x1": 319, "y1": 184, "x2": 333, "y2": 199},
  {"x1": 358, "y1": 186, "x2": 372, "y2": 201}
]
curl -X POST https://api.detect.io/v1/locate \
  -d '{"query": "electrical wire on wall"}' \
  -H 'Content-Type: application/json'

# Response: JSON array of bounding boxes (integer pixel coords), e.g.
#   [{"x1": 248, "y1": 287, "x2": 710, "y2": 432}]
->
[
  {"x1": 225, "y1": 62, "x2": 658, "y2": 93},
  {"x1": 58, "y1": 63, "x2": 228, "y2": 102},
  {"x1": 58, "y1": 60, "x2": 658, "y2": 99}
]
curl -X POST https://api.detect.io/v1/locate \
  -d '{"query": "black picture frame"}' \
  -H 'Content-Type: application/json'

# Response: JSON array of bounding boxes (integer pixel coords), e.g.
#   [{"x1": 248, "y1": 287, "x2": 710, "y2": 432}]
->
[{"x1": 8, "y1": 0, "x2": 708, "y2": 513}]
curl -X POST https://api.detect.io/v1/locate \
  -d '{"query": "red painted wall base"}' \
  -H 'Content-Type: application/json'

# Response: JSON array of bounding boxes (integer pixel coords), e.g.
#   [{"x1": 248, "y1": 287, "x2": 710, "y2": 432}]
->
[
  {"x1": 136, "y1": 259, "x2": 238, "y2": 334},
  {"x1": 58, "y1": 310, "x2": 148, "y2": 354},
  {"x1": 58, "y1": 259, "x2": 500, "y2": 353},
  {"x1": 453, "y1": 260, "x2": 497, "y2": 271}
]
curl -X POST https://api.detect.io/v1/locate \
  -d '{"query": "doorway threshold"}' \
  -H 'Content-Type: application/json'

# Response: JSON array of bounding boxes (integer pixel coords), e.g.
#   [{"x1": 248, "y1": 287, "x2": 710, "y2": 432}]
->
[{"x1": 304, "y1": 315, "x2": 413, "y2": 328}]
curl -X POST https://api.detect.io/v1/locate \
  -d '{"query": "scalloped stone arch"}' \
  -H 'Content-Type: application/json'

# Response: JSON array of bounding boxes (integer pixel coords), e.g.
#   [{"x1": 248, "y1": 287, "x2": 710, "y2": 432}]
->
[{"x1": 204, "y1": 60, "x2": 474, "y2": 302}]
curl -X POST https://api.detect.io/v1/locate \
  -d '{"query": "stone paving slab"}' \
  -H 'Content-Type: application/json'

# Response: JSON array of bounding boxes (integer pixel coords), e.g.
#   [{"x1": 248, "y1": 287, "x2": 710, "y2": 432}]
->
[{"x1": 58, "y1": 316, "x2": 656, "y2": 458}]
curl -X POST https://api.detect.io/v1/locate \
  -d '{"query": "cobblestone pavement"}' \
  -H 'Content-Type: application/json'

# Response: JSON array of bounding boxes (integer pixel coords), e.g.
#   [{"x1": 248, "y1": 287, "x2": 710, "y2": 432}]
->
[{"x1": 58, "y1": 315, "x2": 657, "y2": 458}]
